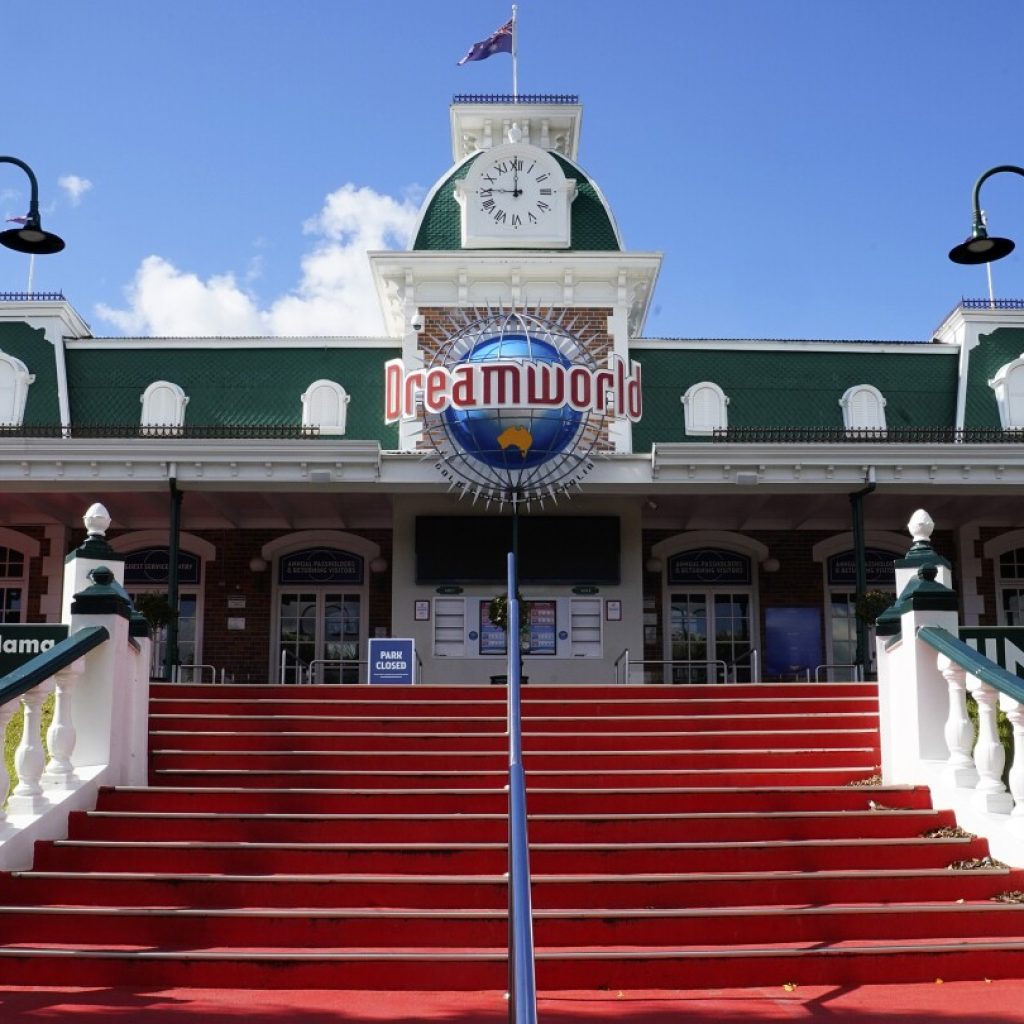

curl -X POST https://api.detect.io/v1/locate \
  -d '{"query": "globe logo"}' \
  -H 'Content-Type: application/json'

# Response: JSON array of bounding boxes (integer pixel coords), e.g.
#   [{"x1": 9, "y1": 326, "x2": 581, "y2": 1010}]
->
[
  {"x1": 442, "y1": 334, "x2": 582, "y2": 471},
  {"x1": 405, "y1": 308, "x2": 615, "y2": 504}
]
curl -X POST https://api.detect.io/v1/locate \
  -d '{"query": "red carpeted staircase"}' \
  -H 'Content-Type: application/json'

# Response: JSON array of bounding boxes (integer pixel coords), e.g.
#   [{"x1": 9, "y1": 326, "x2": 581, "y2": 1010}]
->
[{"x1": 1, "y1": 681, "x2": 1024, "y2": 990}]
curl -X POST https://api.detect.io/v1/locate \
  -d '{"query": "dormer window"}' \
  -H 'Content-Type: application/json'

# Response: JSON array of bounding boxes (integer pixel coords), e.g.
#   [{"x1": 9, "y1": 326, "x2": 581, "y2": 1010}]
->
[
  {"x1": 301, "y1": 380, "x2": 350, "y2": 435},
  {"x1": 989, "y1": 354, "x2": 1024, "y2": 430},
  {"x1": 840, "y1": 385, "x2": 887, "y2": 433},
  {"x1": 0, "y1": 350, "x2": 35, "y2": 426},
  {"x1": 140, "y1": 380, "x2": 188, "y2": 435},
  {"x1": 681, "y1": 382, "x2": 729, "y2": 436}
]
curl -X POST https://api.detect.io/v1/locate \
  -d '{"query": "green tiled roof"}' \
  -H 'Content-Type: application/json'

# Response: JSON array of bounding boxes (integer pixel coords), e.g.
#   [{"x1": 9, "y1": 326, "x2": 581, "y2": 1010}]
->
[
  {"x1": 964, "y1": 327, "x2": 1024, "y2": 429},
  {"x1": 0, "y1": 322, "x2": 61, "y2": 425},
  {"x1": 412, "y1": 153, "x2": 620, "y2": 252},
  {"x1": 65, "y1": 346, "x2": 400, "y2": 445},
  {"x1": 630, "y1": 346, "x2": 959, "y2": 451}
]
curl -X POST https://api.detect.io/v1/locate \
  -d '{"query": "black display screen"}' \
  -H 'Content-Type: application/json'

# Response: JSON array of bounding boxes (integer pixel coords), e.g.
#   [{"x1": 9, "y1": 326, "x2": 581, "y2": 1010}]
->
[{"x1": 415, "y1": 516, "x2": 620, "y2": 584}]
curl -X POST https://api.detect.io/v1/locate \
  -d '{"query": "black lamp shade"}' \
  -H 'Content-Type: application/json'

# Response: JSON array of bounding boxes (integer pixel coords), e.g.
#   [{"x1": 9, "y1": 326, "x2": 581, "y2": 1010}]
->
[
  {"x1": 0, "y1": 225, "x2": 66, "y2": 255},
  {"x1": 949, "y1": 234, "x2": 1015, "y2": 265}
]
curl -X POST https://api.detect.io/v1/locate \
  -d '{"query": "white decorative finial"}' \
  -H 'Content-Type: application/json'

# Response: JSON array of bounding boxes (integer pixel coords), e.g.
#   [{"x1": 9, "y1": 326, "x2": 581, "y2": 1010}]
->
[
  {"x1": 508, "y1": 122, "x2": 523, "y2": 144},
  {"x1": 83, "y1": 503, "x2": 111, "y2": 538},
  {"x1": 908, "y1": 509, "x2": 934, "y2": 543}
]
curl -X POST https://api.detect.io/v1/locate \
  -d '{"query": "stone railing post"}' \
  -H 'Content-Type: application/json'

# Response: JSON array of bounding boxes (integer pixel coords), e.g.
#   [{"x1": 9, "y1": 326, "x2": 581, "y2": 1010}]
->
[
  {"x1": 61, "y1": 502, "x2": 136, "y2": 780},
  {"x1": 877, "y1": 563, "x2": 960, "y2": 785}
]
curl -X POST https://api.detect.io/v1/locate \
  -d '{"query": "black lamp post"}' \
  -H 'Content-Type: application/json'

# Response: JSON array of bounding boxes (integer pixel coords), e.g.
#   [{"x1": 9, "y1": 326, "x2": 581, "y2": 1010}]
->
[
  {"x1": 0, "y1": 155, "x2": 65, "y2": 255},
  {"x1": 948, "y1": 164, "x2": 1024, "y2": 265}
]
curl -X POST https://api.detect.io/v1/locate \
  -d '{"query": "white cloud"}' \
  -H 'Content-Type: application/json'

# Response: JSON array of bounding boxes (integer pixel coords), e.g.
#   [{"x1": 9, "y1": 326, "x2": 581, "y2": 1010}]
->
[
  {"x1": 96, "y1": 184, "x2": 420, "y2": 337},
  {"x1": 58, "y1": 174, "x2": 93, "y2": 205}
]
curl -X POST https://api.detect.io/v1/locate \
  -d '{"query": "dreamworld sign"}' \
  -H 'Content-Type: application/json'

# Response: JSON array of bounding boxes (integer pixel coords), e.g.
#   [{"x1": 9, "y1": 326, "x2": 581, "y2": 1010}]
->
[
  {"x1": 382, "y1": 310, "x2": 644, "y2": 503},
  {"x1": 384, "y1": 351, "x2": 643, "y2": 423}
]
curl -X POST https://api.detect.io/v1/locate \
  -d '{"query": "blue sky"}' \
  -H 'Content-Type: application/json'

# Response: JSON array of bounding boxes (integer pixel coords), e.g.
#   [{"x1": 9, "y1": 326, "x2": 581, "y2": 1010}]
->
[{"x1": 2, "y1": 1, "x2": 1022, "y2": 340}]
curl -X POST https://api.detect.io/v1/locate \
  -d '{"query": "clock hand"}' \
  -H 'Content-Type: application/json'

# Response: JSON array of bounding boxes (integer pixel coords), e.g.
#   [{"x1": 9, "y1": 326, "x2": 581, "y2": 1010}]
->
[{"x1": 513, "y1": 165, "x2": 520, "y2": 197}]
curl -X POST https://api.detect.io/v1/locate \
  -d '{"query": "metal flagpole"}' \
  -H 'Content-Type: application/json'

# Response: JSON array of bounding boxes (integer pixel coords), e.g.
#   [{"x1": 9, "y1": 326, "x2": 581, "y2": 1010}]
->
[
  {"x1": 981, "y1": 210, "x2": 996, "y2": 307},
  {"x1": 511, "y1": 5, "x2": 519, "y2": 100},
  {"x1": 27, "y1": 253, "x2": 35, "y2": 294}
]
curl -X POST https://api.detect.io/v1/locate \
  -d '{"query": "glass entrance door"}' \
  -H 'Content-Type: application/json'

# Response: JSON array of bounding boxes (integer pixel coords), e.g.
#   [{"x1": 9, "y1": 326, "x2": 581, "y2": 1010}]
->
[
  {"x1": 670, "y1": 592, "x2": 752, "y2": 683},
  {"x1": 128, "y1": 590, "x2": 199, "y2": 680},
  {"x1": 278, "y1": 591, "x2": 361, "y2": 683}
]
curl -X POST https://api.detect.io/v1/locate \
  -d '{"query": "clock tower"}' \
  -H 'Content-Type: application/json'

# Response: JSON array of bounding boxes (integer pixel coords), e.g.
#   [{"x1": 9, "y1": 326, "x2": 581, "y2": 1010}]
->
[{"x1": 368, "y1": 93, "x2": 661, "y2": 453}]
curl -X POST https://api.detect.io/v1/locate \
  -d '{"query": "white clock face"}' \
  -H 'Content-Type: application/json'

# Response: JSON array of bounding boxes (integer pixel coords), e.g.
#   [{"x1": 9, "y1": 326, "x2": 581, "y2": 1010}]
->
[{"x1": 474, "y1": 151, "x2": 556, "y2": 232}]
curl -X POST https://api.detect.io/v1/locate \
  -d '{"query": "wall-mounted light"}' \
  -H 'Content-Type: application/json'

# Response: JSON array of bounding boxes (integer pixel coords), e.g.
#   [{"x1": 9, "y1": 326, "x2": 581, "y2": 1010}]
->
[
  {"x1": 645, "y1": 557, "x2": 663, "y2": 574},
  {"x1": 761, "y1": 557, "x2": 781, "y2": 574},
  {"x1": 370, "y1": 556, "x2": 389, "y2": 573},
  {"x1": 248, "y1": 556, "x2": 268, "y2": 573}
]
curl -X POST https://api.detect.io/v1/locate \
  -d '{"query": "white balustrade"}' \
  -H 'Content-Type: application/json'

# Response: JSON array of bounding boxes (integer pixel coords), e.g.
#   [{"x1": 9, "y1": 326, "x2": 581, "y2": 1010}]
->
[
  {"x1": 967, "y1": 678, "x2": 1015, "y2": 813},
  {"x1": 0, "y1": 704, "x2": 16, "y2": 825},
  {"x1": 8, "y1": 687, "x2": 50, "y2": 815},
  {"x1": 937, "y1": 654, "x2": 978, "y2": 787},
  {"x1": 43, "y1": 665, "x2": 80, "y2": 787},
  {"x1": 1001, "y1": 696, "x2": 1024, "y2": 818},
  {"x1": 0, "y1": 500, "x2": 153, "y2": 870}
]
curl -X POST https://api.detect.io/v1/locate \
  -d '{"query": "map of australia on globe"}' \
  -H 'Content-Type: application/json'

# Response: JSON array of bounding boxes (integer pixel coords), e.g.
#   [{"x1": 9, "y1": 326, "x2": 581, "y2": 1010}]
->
[{"x1": 497, "y1": 426, "x2": 533, "y2": 458}]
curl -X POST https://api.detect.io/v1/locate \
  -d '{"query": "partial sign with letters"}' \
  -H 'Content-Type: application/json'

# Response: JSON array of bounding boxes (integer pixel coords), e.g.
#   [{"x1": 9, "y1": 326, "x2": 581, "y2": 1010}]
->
[{"x1": 0, "y1": 624, "x2": 70, "y2": 676}]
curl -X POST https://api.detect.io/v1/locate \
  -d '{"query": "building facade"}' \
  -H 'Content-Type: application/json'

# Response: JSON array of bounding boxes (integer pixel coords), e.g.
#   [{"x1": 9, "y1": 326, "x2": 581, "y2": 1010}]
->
[{"x1": 2, "y1": 94, "x2": 1024, "y2": 685}]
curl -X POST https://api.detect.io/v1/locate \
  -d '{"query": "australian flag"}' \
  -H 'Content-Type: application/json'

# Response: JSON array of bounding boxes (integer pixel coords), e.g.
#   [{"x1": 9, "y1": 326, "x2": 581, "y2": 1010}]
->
[{"x1": 457, "y1": 17, "x2": 514, "y2": 65}]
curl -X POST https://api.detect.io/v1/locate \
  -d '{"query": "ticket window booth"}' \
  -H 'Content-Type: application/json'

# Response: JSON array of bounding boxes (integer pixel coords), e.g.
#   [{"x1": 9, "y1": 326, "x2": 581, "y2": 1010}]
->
[
  {"x1": 124, "y1": 547, "x2": 203, "y2": 680},
  {"x1": 274, "y1": 548, "x2": 366, "y2": 684},
  {"x1": 665, "y1": 549, "x2": 755, "y2": 683}
]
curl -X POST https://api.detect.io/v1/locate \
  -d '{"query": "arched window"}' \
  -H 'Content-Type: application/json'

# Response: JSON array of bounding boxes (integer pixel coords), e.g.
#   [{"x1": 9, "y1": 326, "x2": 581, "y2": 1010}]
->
[
  {"x1": 681, "y1": 382, "x2": 729, "y2": 436},
  {"x1": 301, "y1": 379, "x2": 350, "y2": 435},
  {"x1": 840, "y1": 385, "x2": 887, "y2": 433},
  {"x1": 140, "y1": 381, "x2": 188, "y2": 435},
  {"x1": 0, "y1": 350, "x2": 35, "y2": 426},
  {"x1": 989, "y1": 355, "x2": 1024, "y2": 430}
]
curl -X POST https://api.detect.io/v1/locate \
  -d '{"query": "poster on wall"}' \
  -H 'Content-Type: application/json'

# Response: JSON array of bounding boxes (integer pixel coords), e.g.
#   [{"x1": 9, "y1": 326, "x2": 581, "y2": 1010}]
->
[
  {"x1": 764, "y1": 607, "x2": 823, "y2": 680},
  {"x1": 525, "y1": 601, "x2": 557, "y2": 655},
  {"x1": 478, "y1": 599, "x2": 558, "y2": 656},
  {"x1": 479, "y1": 600, "x2": 506, "y2": 655}
]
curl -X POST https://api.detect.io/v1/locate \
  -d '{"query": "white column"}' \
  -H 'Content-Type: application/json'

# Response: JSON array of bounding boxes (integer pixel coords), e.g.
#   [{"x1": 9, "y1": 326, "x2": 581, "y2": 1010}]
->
[
  {"x1": 969, "y1": 678, "x2": 1014, "y2": 813},
  {"x1": 42, "y1": 664, "x2": 82, "y2": 788},
  {"x1": 0, "y1": 705, "x2": 16, "y2": 826},
  {"x1": 938, "y1": 654, "x2": 978, "y2": 787},
  {"x1": 1002, "y1": 696, "x2": 1024, "y2": 818},
  {"x1": 7, "y1": 687, "x2": 51, "y2": 815}
]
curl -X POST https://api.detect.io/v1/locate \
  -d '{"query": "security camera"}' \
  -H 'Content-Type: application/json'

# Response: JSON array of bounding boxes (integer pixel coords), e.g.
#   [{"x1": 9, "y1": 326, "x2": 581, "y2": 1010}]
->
[{"x1": 410, "y1": 313, "x2": 425, "y2": 332}]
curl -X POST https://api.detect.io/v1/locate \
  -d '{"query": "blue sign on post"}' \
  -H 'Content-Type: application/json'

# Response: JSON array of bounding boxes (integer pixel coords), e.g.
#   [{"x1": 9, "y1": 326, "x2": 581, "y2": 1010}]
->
[{"x1": 368, "y1": 638, "x2": 416, "y2": 685}]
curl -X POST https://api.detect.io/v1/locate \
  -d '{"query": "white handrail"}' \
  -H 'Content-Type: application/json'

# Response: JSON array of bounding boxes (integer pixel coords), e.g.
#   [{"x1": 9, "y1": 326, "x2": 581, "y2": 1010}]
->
[
  {"x1": 506, "y1": 552, "x2": 538, "y2": 1023},
  {"x1": 625, "y1": 658, "x2": 729, "y2": 685},
  {"x1": 172, "y1": 663, "x2": 217, "y2": 684},
  {"x1": 814, "y1": 662, "x2": 863, "y2": 682},
  {"x1": 307, "y1": 658, "x2": 366, "y2": 685},
  {"x1": 279, "y1": 649, "x2": 308, "y2": 685},
  {"x1": 612, "y1": 647, "x2": 630, "y2": 685}
]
